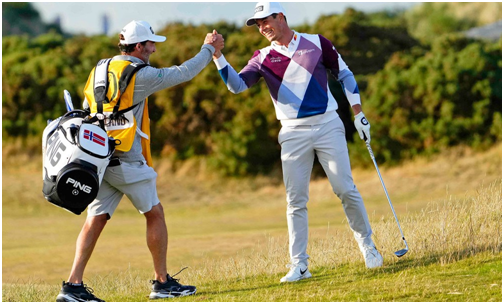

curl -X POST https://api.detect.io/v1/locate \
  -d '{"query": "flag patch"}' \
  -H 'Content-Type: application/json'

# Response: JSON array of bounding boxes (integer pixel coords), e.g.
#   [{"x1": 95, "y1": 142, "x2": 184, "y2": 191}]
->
[{"x1": 84, "y1": 130, "x2": 106, "y2": 146}]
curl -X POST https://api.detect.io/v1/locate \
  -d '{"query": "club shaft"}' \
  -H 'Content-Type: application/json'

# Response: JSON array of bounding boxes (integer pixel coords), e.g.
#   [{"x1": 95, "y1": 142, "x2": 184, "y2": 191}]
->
[{"x1": 366, "y1": 143, "x2": 407, "y2": 241}]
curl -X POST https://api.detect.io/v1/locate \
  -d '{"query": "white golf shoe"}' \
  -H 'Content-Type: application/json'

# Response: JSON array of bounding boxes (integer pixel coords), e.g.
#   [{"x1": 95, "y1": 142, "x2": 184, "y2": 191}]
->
[
  {"x1": 280, "y1": 264, "x2": 312, "y2": 283},
  {"x1": 362, "y1": 245, "x2": 383, "y2": 268}
]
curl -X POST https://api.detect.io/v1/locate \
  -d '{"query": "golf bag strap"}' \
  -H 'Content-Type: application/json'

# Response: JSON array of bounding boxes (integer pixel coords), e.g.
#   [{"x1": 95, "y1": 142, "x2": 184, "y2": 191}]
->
[
  {"x1": 93, "y1": 58, "x2": 112, "y2": 130},
  {"x1": 110, "y1": 102, "x2": 140, "y2": 121},
  {"x1": 110, "y1": 62, "x2": 148, "y2": 120}
]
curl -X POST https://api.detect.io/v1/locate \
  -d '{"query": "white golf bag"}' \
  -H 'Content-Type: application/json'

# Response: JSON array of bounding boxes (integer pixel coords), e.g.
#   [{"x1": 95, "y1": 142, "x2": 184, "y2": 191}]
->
[{"x1": 42, "y1": 110, "x2": 116, "y2": 215}]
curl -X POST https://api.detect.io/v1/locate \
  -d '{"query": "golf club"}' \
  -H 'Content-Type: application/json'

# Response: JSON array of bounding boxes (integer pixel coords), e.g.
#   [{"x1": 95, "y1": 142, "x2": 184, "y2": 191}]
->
[
  {"x1": 64, "y1": 90, "x2": 74, "y2": 111},
  {"x1": 365, "y1": 141, "x2": 409, "y2": 257}
]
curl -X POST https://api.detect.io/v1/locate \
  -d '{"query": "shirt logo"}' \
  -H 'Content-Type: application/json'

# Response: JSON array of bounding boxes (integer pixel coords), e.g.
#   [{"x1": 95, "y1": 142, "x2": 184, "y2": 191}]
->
[
  {"x1": 270, "y1": 56, "x2": 282, "y2": 63},
  {"x1": 255, "y1": 5, "x2": 264, "y2": 13},
  {"x1": 84, "y1": 130, "x2": 106, "y2": 146},
  {"x1": 297, "y1": 49, "x2": 315, "y2": 56}
]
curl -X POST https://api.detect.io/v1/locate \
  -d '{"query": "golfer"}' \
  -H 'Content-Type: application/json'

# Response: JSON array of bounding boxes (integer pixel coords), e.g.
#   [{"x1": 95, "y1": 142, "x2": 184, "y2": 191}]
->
[
  {"x1": 56, "y1": 20, "x2": 223, "y2": 301},
  {"x1": 212, "y1": 2, "x2": 382, "y2": 282}
]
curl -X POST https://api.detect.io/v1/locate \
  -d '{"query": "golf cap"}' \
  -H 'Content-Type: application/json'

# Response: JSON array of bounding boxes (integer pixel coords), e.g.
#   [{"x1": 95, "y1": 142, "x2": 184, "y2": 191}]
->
[
  {"x1": 119, "y1": 20, "x2": 166, "y2": 45},
  {"x1": 246, "y1": 2, "x2": 286, "y2": 26}
]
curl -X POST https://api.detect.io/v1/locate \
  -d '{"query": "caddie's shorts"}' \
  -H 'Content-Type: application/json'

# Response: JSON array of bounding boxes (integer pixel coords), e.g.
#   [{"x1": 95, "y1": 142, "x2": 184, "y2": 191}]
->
[{"x1": 87, "y1": 159, "x2": 159, "y2": 219}]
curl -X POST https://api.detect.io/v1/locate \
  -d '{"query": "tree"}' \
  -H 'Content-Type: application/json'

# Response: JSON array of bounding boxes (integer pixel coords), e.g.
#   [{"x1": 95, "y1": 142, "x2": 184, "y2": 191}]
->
[
  {"x1": 2, "y1": 2, "x2": 65, "y2": 37},
  {"x1": 356, "y1": 35, "x2": 502, "y2": 165}
]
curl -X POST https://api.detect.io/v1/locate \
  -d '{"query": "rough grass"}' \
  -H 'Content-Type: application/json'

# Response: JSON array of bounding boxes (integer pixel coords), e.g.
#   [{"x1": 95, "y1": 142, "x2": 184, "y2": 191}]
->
[
  {"x1": 3, "y1": 252, "x2": 500, "y2": 302},
  {"x1": 2, "y1": 144, "x2": 502, "y2": 301}
]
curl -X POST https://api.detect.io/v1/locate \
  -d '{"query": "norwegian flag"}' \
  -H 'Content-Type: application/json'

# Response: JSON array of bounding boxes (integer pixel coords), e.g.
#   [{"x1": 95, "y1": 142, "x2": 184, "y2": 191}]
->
[{"x1": 84, "y1": 129, "x2": 106, "y2": 146}]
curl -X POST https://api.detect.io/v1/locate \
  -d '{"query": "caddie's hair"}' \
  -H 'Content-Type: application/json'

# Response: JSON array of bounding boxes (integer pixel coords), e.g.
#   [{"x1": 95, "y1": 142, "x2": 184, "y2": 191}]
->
[{"x1": 118, "y1": 34, "x2": 147, "y2": 54}]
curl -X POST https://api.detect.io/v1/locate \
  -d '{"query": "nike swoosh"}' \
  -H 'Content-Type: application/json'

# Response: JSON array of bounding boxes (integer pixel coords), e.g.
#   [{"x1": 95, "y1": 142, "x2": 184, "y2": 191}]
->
[{"x1": 300, "y1": 268, "x2": 308, "y2": 275}]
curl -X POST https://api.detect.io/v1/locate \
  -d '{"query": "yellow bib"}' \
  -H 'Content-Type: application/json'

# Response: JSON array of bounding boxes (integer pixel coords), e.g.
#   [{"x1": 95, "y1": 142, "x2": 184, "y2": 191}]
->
[{"x1": 84, "y1": 60, "x2": 152, "y2": 166}]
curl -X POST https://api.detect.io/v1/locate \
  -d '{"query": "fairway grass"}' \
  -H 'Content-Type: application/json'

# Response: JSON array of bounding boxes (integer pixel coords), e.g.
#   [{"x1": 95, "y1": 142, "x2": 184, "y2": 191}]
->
[
  {"x1": 2, "y1": 252, "x2": 501, "y2": 301},
  {"x1": 2, "y1": 144, "x2": 502, "y2": 301}
]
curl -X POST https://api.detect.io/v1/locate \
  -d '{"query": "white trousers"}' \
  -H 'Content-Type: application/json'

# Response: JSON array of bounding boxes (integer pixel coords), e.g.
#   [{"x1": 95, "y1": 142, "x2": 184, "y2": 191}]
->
[{"x1": 279, "y1": 116, "x2": 374, "y2": 266}]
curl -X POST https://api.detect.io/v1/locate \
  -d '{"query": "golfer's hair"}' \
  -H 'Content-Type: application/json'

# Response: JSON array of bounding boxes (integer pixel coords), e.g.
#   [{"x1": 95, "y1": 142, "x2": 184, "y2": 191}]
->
[
  {"x1": 272, "y1": 13, "x2": 288, "y2": 25},
  {"x1": 118, "y1": 34, "x2": 147, "y2": 53},
  {"x1": 255, "y1": 13, "x2": 288, "y2": 27}
]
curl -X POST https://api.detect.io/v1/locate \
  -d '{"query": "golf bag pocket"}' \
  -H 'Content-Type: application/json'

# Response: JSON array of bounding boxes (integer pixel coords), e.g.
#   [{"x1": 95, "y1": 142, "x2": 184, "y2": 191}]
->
[{"x1": 42, "y1": 111, "x2": 115, "y2": 215}]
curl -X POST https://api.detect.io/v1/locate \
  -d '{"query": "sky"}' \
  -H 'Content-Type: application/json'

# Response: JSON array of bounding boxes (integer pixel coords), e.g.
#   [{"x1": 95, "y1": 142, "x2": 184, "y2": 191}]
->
[{"x1": 32, "y1": 1, "x2": 419, "y2": 36}]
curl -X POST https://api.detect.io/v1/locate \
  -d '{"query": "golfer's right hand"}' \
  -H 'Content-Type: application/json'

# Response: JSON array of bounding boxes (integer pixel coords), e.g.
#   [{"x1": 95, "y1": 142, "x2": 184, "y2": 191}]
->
[
  {"x1": 209, "y1": 29, "x2": 224, "y2": 59},
  {"x1": 354, "y1": 112, "x2": 371, "y2": 143}
]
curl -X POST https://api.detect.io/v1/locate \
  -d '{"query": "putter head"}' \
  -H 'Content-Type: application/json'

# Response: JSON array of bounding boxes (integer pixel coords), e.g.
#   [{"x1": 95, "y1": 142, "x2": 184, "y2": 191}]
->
[{"x1": 394, "y1": 248, "x2": 408, "y2": 257}]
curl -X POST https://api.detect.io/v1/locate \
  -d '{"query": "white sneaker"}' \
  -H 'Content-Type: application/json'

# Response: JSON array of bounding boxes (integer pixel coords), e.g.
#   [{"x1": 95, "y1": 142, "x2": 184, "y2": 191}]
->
[
  {"x1": 280, "y1": 264, "x2": 312, "y2": 283},
  {"x1": 362, "y1": 245, "x2": 383, "y2": 268}
]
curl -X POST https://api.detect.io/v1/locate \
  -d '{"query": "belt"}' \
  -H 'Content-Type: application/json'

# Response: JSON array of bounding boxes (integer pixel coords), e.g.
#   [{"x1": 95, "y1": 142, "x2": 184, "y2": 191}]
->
[{"x1": 109, "y1": 157, "x2": 121, "y2": 167}]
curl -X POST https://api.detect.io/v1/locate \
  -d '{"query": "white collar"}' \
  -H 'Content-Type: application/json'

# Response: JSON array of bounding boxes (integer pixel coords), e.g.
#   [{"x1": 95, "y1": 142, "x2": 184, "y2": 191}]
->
[{"x1": 272, "y1": 31, "x2": 299, "y2": 47}]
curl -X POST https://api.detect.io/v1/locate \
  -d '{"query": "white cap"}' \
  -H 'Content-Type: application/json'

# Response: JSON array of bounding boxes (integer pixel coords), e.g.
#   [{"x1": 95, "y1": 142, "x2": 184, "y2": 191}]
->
[
  {"x1": 119, "y1": 20, "x2": 166, "y2": 45},
  {"x1": 246, "y1": 2, "x2": 286, "y2": 26}
]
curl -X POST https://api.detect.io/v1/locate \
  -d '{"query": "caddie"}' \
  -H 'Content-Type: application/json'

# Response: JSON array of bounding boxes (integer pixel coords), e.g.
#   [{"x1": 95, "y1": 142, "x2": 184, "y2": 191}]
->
[{"x1": 56, "y1": 20, "x2": 224, "y2": 302}]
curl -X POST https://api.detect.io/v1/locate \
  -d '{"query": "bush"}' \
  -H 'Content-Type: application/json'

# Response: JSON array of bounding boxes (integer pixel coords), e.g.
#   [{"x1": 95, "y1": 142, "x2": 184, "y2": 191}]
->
[{"x1": 358, "y1": 35, "x2": 502, "y2": 165}]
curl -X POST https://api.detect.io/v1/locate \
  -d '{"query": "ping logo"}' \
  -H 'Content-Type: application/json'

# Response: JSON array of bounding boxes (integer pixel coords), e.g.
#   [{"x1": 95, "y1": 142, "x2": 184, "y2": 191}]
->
[
  {"x1": 66, "y1": 177, "x2": 92, "y2": 194},
  {"x1": 46, "y1": 132, "x2": 67, "y2": 166}
]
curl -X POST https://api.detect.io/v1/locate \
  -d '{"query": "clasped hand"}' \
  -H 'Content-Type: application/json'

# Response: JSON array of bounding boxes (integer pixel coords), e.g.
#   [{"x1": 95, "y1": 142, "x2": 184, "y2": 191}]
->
[{"x1": 204, "y1": 29, "x2": 224, "y2": 59}]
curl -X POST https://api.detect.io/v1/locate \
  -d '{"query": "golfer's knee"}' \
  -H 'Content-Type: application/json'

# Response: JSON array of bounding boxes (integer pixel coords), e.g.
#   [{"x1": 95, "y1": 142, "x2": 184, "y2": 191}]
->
[
  {"x1": 337, "y1": 186, "x2": 361, "y2": 203},
  {"x1": 286, "y1": 191, "x2": 308, "y2": 210}
]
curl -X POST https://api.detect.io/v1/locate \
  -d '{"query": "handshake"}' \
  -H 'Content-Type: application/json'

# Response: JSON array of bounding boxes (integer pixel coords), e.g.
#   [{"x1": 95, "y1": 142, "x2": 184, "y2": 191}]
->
[{"x1": 204, "y1": 29, "x2": 224, "y2": 59}]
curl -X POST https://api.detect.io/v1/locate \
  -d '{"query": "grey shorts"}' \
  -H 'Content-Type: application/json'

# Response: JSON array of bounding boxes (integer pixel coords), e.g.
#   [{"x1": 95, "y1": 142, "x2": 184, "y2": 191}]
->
[{"x1": 87, "y1": 160, "x2": 160, "y2": 219}]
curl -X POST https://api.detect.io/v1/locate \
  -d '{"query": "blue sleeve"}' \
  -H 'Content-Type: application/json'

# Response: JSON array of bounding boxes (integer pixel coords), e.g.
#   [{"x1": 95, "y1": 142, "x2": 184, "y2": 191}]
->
[{"x1": 214, "y1": 52, "x2": 262, "y2": 94}]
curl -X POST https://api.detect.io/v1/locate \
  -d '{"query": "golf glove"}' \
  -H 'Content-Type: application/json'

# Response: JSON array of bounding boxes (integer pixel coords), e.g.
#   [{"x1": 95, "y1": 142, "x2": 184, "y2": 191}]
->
[{"x1": 354, "y1": 112, "x2": 371, "y2": 143}]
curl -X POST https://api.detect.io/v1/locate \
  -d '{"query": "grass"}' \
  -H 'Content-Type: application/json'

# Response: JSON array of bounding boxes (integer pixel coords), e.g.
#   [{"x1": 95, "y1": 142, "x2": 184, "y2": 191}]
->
[
  {"x1": 2, "y1": 144, "x2": 502, "y2": 301},
  {"x1": 2, "y1": 252, "x2": 501, "y2": 302}
]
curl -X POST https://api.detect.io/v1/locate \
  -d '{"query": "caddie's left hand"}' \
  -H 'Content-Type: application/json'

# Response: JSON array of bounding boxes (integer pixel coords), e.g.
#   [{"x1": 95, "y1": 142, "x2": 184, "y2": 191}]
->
[{"x1": 354, "y1": 112, "x2": 371, "y2": 143}]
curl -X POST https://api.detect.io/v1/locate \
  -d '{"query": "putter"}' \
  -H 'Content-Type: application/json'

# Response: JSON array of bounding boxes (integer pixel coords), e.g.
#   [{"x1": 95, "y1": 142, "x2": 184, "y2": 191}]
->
[
  {"x1": 64, "y1": 90, "x2": 74, "y2": 111},
  {"x1": 365, "y1": 141, "x2": 409, "y2": 257}
]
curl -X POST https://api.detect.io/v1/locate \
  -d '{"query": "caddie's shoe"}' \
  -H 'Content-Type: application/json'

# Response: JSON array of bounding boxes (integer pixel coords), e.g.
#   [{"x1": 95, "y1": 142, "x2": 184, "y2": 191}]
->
[
  {"x1": 149, "y1": 271, "x2": 196, "y2": 299},
  {"x1": 280, "y1": 264, "x2": 312, "y2": 283},
  {"x1": 56, "y1": 281, "x2": 105, "y2": 302},
  {"x1": 362, "y1": 245, "x2": 383, "y2": 268}
]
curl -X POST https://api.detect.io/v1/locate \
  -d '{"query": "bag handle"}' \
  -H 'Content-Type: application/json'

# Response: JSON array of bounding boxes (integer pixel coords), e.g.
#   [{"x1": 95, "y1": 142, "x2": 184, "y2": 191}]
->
[{"x1": 92, "y1": 58, "x2": 112, "y2": 130}]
